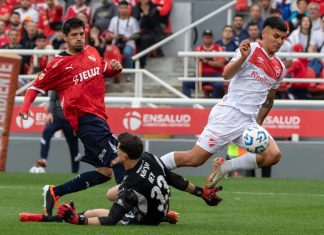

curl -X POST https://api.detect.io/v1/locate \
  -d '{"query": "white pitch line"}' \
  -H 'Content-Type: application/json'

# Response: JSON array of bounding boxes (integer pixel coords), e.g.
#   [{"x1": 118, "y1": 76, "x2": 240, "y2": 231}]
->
[{"x1": 231, "y1": 191, "x2": 324, "y2": 197}]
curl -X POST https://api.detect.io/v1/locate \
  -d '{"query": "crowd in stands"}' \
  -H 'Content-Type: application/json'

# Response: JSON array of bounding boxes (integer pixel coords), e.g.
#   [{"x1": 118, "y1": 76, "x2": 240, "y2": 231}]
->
[
  {"x1": 0, "y1": 0, "x2": 173, "y2": 85},
  {"x1": 185, "y1": 0, "x2": 324, "y2": 100}
]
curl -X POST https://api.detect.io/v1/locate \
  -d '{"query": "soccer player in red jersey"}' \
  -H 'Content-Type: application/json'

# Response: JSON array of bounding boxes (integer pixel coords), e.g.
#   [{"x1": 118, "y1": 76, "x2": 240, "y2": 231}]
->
[{"x1": 19, "y1": 18, "x2": 124, "y2": 216}]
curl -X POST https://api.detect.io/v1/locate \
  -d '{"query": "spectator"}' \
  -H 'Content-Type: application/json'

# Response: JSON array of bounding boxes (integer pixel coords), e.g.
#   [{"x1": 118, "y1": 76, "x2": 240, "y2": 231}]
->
[
  {"x1": 215, "y1": 25, "x2": 237, "y2": 52},
  {"x1": 246, "y1": 4, "x2": 263, "y2": 31},
  {"x1": 29, "y1": 33, "x2": 53, "y2": 74},
  {"x1": 232, "y1": 14, "x2": 248, "y2": 45},
  {"x1": 182, "y1": 29, "x2": 225, "y2": 98},
  {"x1": 20, "y1": 21, "x2": 38, "y2": 74},
  {"x1": 6, "y1": 12, "x2": 21, "y2": 34},
  {"x1": 286, "y1": 43, "x2": 311, "y2": 99},
  {"x1": 288, "y1": 15, "x2": 312, "y2": 51},
  {"x1": 77, "y1": 11, "x2": 90, "y2": 39},
  {"x1": 33, "y1": 91, "x2": 80, "y2": 174},
  {"x1": 64, "y1": 0, "x2": 91, "y2": 21},
  {"x1": 0, "y1": 0, "x2": 13, "y2": 23},
  {"x1": 307, "y1": 2, "x2": 321, "y2": 32},
  {"x1": 38, "y1": 0, "x2": 64, "y2": 40},
  {"x1": 288, "y1": 0, "x2": 308, "y2": 33},
  {"x1": 260, "y1": 0, "x2": 274, "y2": 20},
  {"x1": 247, "y1": 21, "x2": 261, "y2": 42},
  {"x1": 152, "y1": 0, "x2": 173, "y2": 33},
  {"x1": 308, "y1": 14, "x2": 324, "y2": 76},
  {"x1": 275, "y1": 0, "x2": 292, "y2": 20},
  {"x1": 52, "y1": 31, "x2": 65, "y2": 49},
  {"x1": 108, "y1": 0, "x2": 140, "y2": 69},
  {"x1": 6, "y1": 0, "x2": 21, "y2": 8},
  {"x1": 2, "y1": 29, "x2": 23, "y2": 49},
  {"x1": 92, "y1": 0, "x2": 118, "y2": 33},
  {"x1": 132, "y1": 0, "x2": 164, "y2": 67},
  {"x1": 14, "y1": 0, "x2": 39, "y2": 25},
  {"x1": 0, "y1": 20, "x2": 9, "y2": 48},
  {"x1": 89, "y1": 25, "x2": 106, "y2": 56},
  {"x1": 309, "y1": 14, "x2": 324, "y2": 53}
]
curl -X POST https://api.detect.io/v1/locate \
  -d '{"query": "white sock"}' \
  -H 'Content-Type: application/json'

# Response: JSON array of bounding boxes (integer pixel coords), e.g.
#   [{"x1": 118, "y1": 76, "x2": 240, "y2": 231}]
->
[
  {"x1": 160, "y1": 152, "x2": 177, "y2": 170},
  {"x1": 220, "y1": 152, "x2": 258, "y2": 175}
]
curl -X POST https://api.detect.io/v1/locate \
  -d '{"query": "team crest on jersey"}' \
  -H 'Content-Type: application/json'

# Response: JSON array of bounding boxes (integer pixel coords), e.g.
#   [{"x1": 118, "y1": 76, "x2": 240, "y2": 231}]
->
[
  {"x1": 38, "y1": 72, "x2": 45, "y2": 80},
  {"x1": 88, "y1": 55, "x2": 96, "y2": 62},
  {"x1": 208, "y1": 138, "x2": 217, "y2": 147},
  {"x1": 274, "y1": 66, "x2": 281, "y2": 78}
]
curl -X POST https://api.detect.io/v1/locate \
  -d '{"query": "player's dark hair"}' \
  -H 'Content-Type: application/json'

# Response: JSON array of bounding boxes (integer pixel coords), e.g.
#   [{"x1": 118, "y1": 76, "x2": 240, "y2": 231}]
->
[
  {"x1": 119, "y1": 0, "x2": 129, "y2": 6},
  {"x1": 62, "y1": 18, "x2": 85, "y2": 35},
  {"x1": 118, "y1": 132, "x2": 143, "y2": 160},
  {"x1": 262, "y1": 16, "x2": 287, "y2": 32}
]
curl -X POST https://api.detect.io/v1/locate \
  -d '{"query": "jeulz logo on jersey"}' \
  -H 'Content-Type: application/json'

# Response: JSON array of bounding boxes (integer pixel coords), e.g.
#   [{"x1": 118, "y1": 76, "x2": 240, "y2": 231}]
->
[
  {"x1": 123, "y1": 111, "x2": 192, "y2": 131},
  {"x1": 72, "y1": 67, "x2": 100, "y2": 84}
]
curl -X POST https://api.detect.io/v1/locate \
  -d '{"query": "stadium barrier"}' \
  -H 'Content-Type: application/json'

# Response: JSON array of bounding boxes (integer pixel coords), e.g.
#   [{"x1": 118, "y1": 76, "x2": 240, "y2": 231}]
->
[
  {"x1": 178, "y1": 51, "x2": 324, "y2": 98},
  {"x1": 11, "y1": 105, "x2": 324, "y2": 138}
]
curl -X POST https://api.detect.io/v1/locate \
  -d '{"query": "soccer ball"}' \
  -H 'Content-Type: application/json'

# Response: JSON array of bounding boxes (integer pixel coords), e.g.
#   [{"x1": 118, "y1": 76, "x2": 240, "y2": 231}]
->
[
  {"x1": 29, "y1": 166, "x2": 46, "y2": 174},
  {"x1": 243, "y1": 126, "x2": 270, "y2": 153}
]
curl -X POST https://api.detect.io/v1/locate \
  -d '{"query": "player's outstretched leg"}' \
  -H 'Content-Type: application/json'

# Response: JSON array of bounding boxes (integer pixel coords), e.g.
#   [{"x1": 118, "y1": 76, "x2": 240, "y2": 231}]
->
[
  {"x1": 161, "y1": 145, "x2": 213, "y2": 170},
  {"x1": 43, "y1": 168, "x2": 113, "y2": 216},
  {"x1": 206, "y1": 139, "x2": 281, "y2": 188}
]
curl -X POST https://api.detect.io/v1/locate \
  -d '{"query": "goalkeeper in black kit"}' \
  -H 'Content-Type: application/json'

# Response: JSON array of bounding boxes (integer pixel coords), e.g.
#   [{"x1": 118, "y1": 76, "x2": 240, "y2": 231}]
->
[{"x1": 20, "y1": 132, "x2": 223, "y2": 226}]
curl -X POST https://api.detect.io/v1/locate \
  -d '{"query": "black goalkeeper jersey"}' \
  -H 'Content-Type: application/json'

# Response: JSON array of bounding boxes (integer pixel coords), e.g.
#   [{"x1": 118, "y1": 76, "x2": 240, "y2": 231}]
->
[{"x1": 116, "y1": 152, "x2": 170, "y2": 225}]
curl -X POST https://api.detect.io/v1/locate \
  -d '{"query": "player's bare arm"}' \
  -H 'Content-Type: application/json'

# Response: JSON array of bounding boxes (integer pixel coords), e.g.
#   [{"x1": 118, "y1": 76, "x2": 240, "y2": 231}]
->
[
  {"x1": 223, "y1": 40, "x2": 251, "y2": 80},
  {"x1": 256, "y1": 88, "x2": 276, "y2": 125}
]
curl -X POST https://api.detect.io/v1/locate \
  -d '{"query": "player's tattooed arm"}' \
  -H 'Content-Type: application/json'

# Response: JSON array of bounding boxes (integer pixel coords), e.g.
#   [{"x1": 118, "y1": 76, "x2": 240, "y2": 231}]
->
[{"x1": 256, "y1": 89, "x2": 276, "y2": 125}]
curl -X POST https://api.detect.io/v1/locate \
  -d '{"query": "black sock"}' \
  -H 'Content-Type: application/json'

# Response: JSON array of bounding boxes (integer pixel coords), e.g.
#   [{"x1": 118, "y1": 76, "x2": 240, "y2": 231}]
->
[
  {"x1": 53, "y1": 171, "x2": 110, "y2": 197},
  {"x1": 42, "y1": 215, "x2": 63, "y2": 222}
]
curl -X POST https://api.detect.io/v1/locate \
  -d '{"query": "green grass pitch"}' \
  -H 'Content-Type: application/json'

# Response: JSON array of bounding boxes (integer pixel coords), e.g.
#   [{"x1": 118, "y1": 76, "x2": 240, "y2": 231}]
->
[{"x1": 0, "y1": 173, "x2": 323, "y2": 235}]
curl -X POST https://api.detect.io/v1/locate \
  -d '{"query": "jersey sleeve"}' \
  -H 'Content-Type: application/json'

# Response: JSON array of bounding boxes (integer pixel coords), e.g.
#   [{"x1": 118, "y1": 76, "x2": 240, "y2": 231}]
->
[
  {"x1": 230, "y1": 48, "x2": 242, "y2": 62},
  {"x1": 272, "y1": 65, "x2": 286, "y2": 89},
  {"x1": 30, "y1": 58, "x2": 63, "y2": 93},
  {"x1": 101, "y1": 57, "x2": 122, "y2": 77}
]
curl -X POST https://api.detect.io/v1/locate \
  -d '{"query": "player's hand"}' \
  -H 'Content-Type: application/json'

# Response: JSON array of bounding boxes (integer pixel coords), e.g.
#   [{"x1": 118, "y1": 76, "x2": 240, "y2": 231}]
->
[
  {"x1": 18, "y1": 112, "x2": 29, "y2": 120},
  {"x1": 239, "y1": 40, "x2": 251, "y2": 59},
  {"x1": 110, "y1": 59, "x2": 122, "y2": 72},
  {"x1": 201, "y1": 186, "x2": 223, "y2": 206},
  {"x1": 45, "y1": 113, "x2": 54, "y2": 124},
  {"x1": 57, "y1": 202, "x2": 78, "y2": 224}
]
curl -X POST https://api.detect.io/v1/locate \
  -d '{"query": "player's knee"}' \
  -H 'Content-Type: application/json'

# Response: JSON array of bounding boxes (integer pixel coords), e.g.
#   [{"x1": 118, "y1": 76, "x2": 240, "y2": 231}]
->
[
  {"x1": 270, "y1": 150, "x2": 281, "y2": 165},
  {"x1": 106, "y1": 185, "x2": 119, "y2": 201},
  {"x1": 96, "y1": 167, "x2": 113, "y2": 178},
  {"x1": 106, "y1": 189, "x2": 115, "y2": 201}
]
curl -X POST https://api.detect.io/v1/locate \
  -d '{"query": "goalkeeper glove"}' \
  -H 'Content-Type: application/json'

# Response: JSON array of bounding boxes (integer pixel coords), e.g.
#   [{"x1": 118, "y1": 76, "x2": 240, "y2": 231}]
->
[{"x1": 57, "y1": 201, "x2": 87, "y2": 225}]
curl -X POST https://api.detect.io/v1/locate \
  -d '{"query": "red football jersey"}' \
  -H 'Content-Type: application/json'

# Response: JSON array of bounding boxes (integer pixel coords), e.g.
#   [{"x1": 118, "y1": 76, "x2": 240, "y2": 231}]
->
[
  {"x1": 29, "y1": 45, "x2": 120, "y2": 131},
  {"x1": 38, "y1": 5, "x2": 63, "y2": 38},
  {"x1": 0, "y1": 34, "x2": 9, "y2": 48},
  {"x1": 195, "y1": 44, "x2": 224, "y2": 75},
  {"x1": 64, "y1": 4, "x2": 91, "y2": 21}
]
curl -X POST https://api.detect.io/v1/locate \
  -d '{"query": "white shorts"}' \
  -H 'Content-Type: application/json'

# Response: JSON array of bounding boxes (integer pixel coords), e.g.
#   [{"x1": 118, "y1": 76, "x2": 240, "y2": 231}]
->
[{"x1": 196, "y1": 105, "x2": 259, "y2": 154}]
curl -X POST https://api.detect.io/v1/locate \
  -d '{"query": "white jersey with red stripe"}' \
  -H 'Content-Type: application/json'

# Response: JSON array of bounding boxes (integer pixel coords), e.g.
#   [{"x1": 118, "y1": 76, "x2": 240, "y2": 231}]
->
[{"x1": 218, "y1": 42, "x2": 286, "y2": 116}]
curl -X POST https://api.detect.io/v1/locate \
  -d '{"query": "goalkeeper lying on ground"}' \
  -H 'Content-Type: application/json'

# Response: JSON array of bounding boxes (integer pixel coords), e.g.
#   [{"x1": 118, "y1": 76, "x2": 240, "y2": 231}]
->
[{"x1": 19, "y1": 132, "x2": 223, "y2": 226}]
